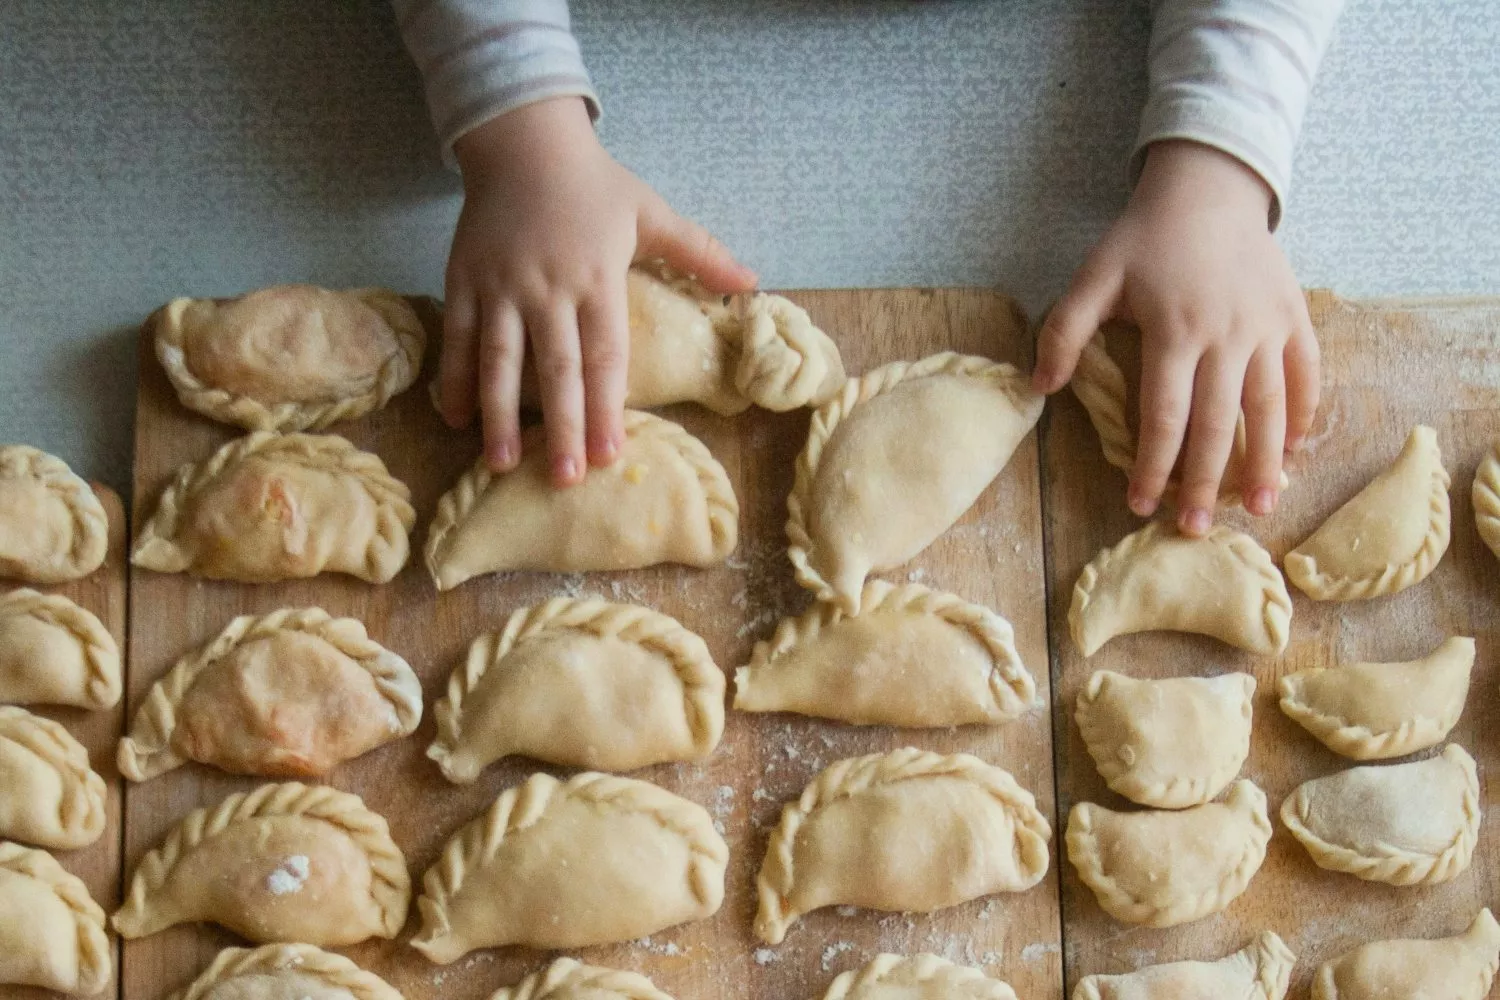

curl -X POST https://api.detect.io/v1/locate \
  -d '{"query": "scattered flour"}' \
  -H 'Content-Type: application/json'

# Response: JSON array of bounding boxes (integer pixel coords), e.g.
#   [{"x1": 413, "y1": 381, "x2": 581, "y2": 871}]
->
[
  {"x1": 634, "y1": 936, "x2": 685, "y2": 956},
  {"x1": 976, "y1": 900, "x2": 996, "y2": 921},
  {"x1": 836, "y1": 906, "x2": 858, "y2": 917},
  {"x1": 737, "y1": 609, "x2": 778, "y2": 639},
  {"x1": 753, "y1": 948, "x2": 780, "y2": 966},
  {"x1": 821, "y1": 941, "x2": 857, "y2": 971},
  {"x1": 265, "y1": 855, "x2": 309, "y2": 896},
  {"x1": 1021, "y1": 942, "x2": 1060, "y2": 962},
  {"x1": 907, "y1": 568, "x2": 926, "y2": 582},
  {"x1": 710, "y1": 784, "x2": 736, "y2": 835}
]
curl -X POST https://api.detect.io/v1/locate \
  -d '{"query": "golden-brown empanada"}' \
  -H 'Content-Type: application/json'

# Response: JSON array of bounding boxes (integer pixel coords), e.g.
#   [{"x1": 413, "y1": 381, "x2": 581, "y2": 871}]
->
[
  {"x1": 1285, "y1": 425, "x2": 1450, "y2": 600},
  {"x1": 819, "y1": 954, "x2": 1018, "y2": 1000},
  {"x1": 0, "y1": 706, "x2": 107, "y2": 850},
  {"x1": 0, "y1": 841, "x2": 111, "y2": 994},
  {"x1": 119, "y1": 608, "x2": 421, "y2": 781},
  {"x1": 1472, "y1": 442, "x2": 1500, "y2": 561},
  {"x1": 1066, "y1": 780, "x2": 1270, "y2": 927},
  {"x1": 786, "y1": 353, "x2": 1044, "y2": 614},
  {"x1": 133, "y1": 432, "x2": 414, "y2": 583},
  {"x1": 0, "y1": 445, "x2": 108, "y2": 584},
  {"x1": 0, "y1": 588, "x2": 121, "y2": 709},
  {"x1": 113, "y1": 782, "x2": 408, "y2": 946},
  {"x1": 1074, "y1": 931, "x2": 1295, "y2": 1000},
  {"x1": 755, "y1": 747, "x2": 1051, "y2": 945},
  {"x1": 1312, "y1": 908, "x2": 1500, "y2": 1000},
  {"x1": 168, "y1": 943, "x2": 403, "y2": 1000},
  {"x1": 1280, "y1": 743, "x2": 1478, "y2": 886},
  {"x1": 489, "y1": 958, "x2": 677, "y2": 1000},
  {"x1": 734, "y1": 581, "x2": 1035, "y2": 728},
  {"x1": 412, "y1": 771, "x2": 728, "y2": 962}
]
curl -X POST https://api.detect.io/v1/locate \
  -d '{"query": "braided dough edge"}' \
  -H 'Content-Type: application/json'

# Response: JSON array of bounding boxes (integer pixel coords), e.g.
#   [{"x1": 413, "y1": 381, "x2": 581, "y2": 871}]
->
[
  {"x1": 1073, "y1": 931, "x2": 1295, "y2": 1000},
  {"x1": 488, "y1": 957, "x2": 677, "y2": 1000},
  {"x1": 0, "y1": 588, "x2": 121, "y2": 709},
  {"x1": 820, "y1": 953, "x2": 1018, "y2": 1000},
  {"x1": 0, "y1": 706, "x2": 107, "y2": 849},
  {"x1": 167, "y1": 943, "x2": 404, "y2": 1000},
  {"x1": 1474, "y1": 442, "x2": 1500, "y2": 560},
  {"x1": 732, "y1": 294, "x2": 846, "y2": 412},
  {"x1": 0, "y1": 840, "x2": 111, "y2": 994}
]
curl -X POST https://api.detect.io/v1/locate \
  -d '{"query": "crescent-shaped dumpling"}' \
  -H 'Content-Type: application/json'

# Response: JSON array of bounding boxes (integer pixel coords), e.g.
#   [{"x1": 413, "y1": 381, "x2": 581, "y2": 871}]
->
[
  {"x1": 133, "y1": 433, "x2": 415, "y2": 583},
  {"x1": 734, "y1": 581, "x2": 1035, "y2": 728},
  {"x1": 1280, "y1": 743, "x2": 1479, "y2": 886},
  {"x1": 113, "y1": 782, "x2": 409, "y2": 946},
  {"x1": 489, "y1": 958, "x2": 678, "y2": 1000},
  {"x1": 119, "y1": 608, "x2": 422, "y2": 781},
  {"x1": 167, "y1": 944, "x2": 403, "y2": 1000},
  {"x1": 0, "y1": 588, "x2": 121, "y2": 709},
  {"x1": 0, "y1": 706, "x2": 107, "y2": 850},
  {"x1": 786, "y1": 353, "x2": 1044, "y2": 614},
  {"x1": 424, "y1": 410, "x2": 738, "y2": 590},
  {"x1": 1285, "y1": 425, "x2": 1450, "y2": 600},
  {"x1": 1069, "y1": 522, "x2": 1291, "y2": 656},
  {"x1": 818, "y1": 954, "x2": 1018, "y2": 1000},
  {"x1": 755, "y1": 747, "x2": 1051, "y2": 945},
  {"x1": 1313, "y1": 908, "x2": 1500, "y2": 1000},
  {"x1": 0, "y1": 445, "x2": 108, "y2": 584},
  {"x1": 411, "y1": 771, "x2": 728, "y2": 962},
  {"x1": 0, "y1": 841, "x2": 111, "y2": 994},
  {"x1": 1074, "y1": 931, "x2": 1295, "y2": 1000},
  {"x1": 1472, "y1": 441, "x2": 1500, "y2": 561}
]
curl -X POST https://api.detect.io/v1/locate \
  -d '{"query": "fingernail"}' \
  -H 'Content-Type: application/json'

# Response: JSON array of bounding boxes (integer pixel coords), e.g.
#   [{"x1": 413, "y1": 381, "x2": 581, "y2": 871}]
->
[
  {"x1": 487, "y1": 440, "x2": 513, "y2": 471},
  {"x1": 594, "y1": 435, "x2": 620, "y2": 466},
  {"x1": 555, "y1": 454, "x2": 579, "y2": 485},
  {"x1": 1248, "y1": 487, "x2": 1276, "y2": 516},
  {"x1": 1128, "y1": 491, "x2": 1158, "y2": 518},
  {"x1": 1287, "y1": 434, "x2": 1306, "y2": 453},
  {"x1": 1182, "y1": 508, "x2": 1211, "y2": 536}
]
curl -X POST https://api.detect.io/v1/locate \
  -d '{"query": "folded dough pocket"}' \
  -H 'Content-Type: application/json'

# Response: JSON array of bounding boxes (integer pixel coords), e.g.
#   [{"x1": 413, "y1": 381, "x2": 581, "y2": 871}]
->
[{"x1": 0, "y1": 444, "x2": 108, "y2": 584}]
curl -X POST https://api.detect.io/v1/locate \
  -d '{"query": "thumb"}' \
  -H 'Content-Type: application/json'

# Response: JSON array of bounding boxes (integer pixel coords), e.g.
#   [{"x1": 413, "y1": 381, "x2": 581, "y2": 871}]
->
[
  {"x1": 1033, "y1": 252, "x2": 1123, "y2": 394},
  {"x1": 637, "y1": 195, "x2": 758, "y2": 294}
]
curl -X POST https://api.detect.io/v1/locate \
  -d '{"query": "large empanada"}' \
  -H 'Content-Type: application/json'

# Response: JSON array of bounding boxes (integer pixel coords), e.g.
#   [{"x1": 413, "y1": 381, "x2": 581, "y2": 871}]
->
[
  {"x1": 1280, "y1": 743, "x2": 1478, "y2": 886},
  {"x1": 786, "y1": 353, "x2": 1044, "y2": 614},
  {"x1": 429, "y1": 598, "x2": 722, "y2": 782},
  {"x1": 1312, "y1": 908, "x2": 1500, "y2": 1000},
  {"x1": 1074, "y1": 931, "x2": 1295, "y2": 1000},
  {"x1": 1069, "y1": 522, "x2": 1291, "y2": 656},
  {"x1": 425, "y1": 409, "x2": 737, "y2": 589},
  {"x1": 411, "y1": 771, "x2": 728, "y2": 962},
  {"x1": 119, "y1": 608, "x2": 422, "y2": 781},
  {"x1": 0, "y1": 588, "x2": 121, "y2": 709},
  {"x1": 113, "y1": 782, "x2": 409, "y2": 946},
  {"x1": 1285, "y1": 425, "x2": 1450, "y2": 600},
  {"x1": 168, "y1": 943, "x2": 403, "y2": 1000},
  {"x1": 133, "y1": 432, "x2": 415, "y2": 583},
  {"x1": 755, "y1": 747, "x2": 1051, "y2": 945},
  {"x1": 0, "y1": 706, "x2": 107, "y2": 850},
  {"x1": 819, "y1": 954, "x2": 1018, "y2": 1000},
  {"x1": 1278, "y1": 636, "x2": 1474, "y2": 760},
  {"x1": 155, "y1": 285, "x2": 426, "y2": 432},
  {"x1": 1066, "y1": 780, "x2": 1270, "y2": 927},
  {"x1": 1076, "y1": 671, "x2": 1255, "y2": 809},
  {"x1": 1473, "y1": 441, "x2": 1500, "y2": 561},
  {"x1": 0, "y1": 841, "x2": 111, "y2": 994},
  {"x1": 734, "y1": 581, "x2": 1035, "y2": 728},
  {"x1": 489, "y1": 958, "x2": 677, "y2": 1000},
  {"x1": 0, "y1": 444, "x2": 108, "y2": 583}
]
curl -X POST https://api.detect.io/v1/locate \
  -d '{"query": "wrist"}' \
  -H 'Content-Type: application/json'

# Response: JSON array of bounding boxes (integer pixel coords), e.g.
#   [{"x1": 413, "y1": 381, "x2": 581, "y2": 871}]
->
[
  {"x1": 454, "y1": 96, "x2": 597, "y2": 191},
  {"x1": 1134, "y1": 140, "x2": 1273, "y2": 224}
]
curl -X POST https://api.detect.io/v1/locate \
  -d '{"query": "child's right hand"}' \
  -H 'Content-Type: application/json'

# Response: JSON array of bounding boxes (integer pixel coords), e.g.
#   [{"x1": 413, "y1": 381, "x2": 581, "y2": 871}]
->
[{"x1": 441, "y1": 96, "x2": 758, "y2": 486}]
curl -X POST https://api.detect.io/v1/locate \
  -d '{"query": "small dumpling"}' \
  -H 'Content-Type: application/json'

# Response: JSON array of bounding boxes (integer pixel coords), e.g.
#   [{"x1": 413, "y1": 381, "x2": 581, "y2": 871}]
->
[
  {"x1": 756, "y1": 747, "x2": 1051, "y2": 945},
  {"x1": 818, "y1": 954, "x2": 1017, "y2": 1000},
  {"x1": 167, "y1": 943, "x2": 403, "y2": 1000},
  {"x1": 1076, "y1": 671, "x2": 1255, "y2": 809},
  {"x1": 119, "y1": 608, "x2": 422, "y2": 781},
  {"x1": 1066, "y1": 780, "x2": 1270, "y2": 927},
  {"x1": 1069, "y1": 522, "x2": 1291, "y2": 656},
  {"x1": 1074, "y1": 931, "x2": 1295, "y2": 1000},
  {"x1": 424, "y1": 410, "x2": 738, "y2": 590},
  {"x1": 1312, "y1": 908, "x2": 1500, "y2": 1000},
  {"x1": 734, "y1": 580, "x2": 1035, "y2": 728},
  {"x1": 133, "y1": 432, "x2": 415, "y2": 583},
  {"x1": 412, "y1": 771, "x2": 728, "y2": 963},
  {"x1": 786, "y1": 353, "x2": 1044, "y2": 613},
  {"x1": 428, "y1": 598, "x2": 724, "y2": 781},
  {"x1": 0, "y1": 444, "x2": 108, "y2": 584},
  {"x1": 1285, "y1": 425, "x2": 1450, "y2": 600},
  {"x1": 0, "y1": 841, "x2": 111, "y2": 994},
  {"x1": 489, "y1": 958, "x2": 677, "y2": 1000},
  {"x1": 1278, "y1": 636, "x2": 1474, "y2": 760},
  {"x1": 113, "y1": 782, "x2": 409, "y2": 946},
  {"x1": 0, "y1": 706, "x2": 107, "y2": 850},
  {"x1": 1280, "y1": 743, "x2": 1478, "y2": 886},
  {"x1": 1472, "y1": 441, "x2": 1500, "y2": 561},
  {"x1": 0, "y1": 588, "x2": 121, "y2": 709}
]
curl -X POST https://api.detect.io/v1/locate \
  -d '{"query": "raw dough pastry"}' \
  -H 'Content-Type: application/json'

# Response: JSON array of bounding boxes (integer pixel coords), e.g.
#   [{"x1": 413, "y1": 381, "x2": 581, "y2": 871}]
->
[
  {"x1": 0, "y1": 706, "x2": 107, "y2": 850},
  {"x1": 489, "y1": 958, "x2": 676, "y2": 1000},
  {"x1": 734, "y1": 580, "x2": 1035, "y2": 727},
  {"x1": 1069, "y1": 522, "x2": 1291, "y2": 656},
  {"x1": 156, "y1": 284, "x2": 426, "y2": 432},
  {"x1": 1280, "y1": 743, "x2": 1478, "y2": 886},
  {"x1": 1066, "y1": 780, "x2": 1270, "y2": 927},
  {"x1": 755, "y1": 747, "x2": 1051, "y2": 945},
  {"x1": 168, "y1": 943, "x2": 403, "y2": 1000},
  {"x1": 1312, "y1": 908, "x2": 1500, "y2": 1000},
  {"x1": 1284, "y1": 425, "x2": 1450, "y2": 600},
  {"x1": 1074, "y1": 931, "x2": 1295, "y2": 1000},
  {"x1": 113, "y1": 781, "x2": 408, "y2": 946},
  {"x1": 411, "y1": 771, "x2": 728, "y2": 962},
  {"x1": 425, "y1": 409, "x2": 737, "y2": 589},
  {"x1": 0, "y1": 588, "x2": 121, "y2": 709},
  {"x1": 1075, "y1": 671, "x2": 1255, "y2": 809},
  {"x1": 786, "y1": 353, "x2": 1044, "y2": 614},
  {"x1": 133, "y1": 432, "x2": 415, "y2": 584},
  {"x1": 1473, "y1": 441, "x2": 1500, "y2": 560},
  {"x1": 0, "y1": 444, "x2": 108, "y2": 583},
  {"x1": 0, "y1": 841, "x2": 111, "y2": 995},
  {"x1": 119, "y1": 608, "x2": 421, "y2": 781},
  {"x1": 818, "y1": 954, "x2": 1018, "y2": 1000},
  {"x1": 1278, "y1": 636, "x2": 1474, "y2": 760}
]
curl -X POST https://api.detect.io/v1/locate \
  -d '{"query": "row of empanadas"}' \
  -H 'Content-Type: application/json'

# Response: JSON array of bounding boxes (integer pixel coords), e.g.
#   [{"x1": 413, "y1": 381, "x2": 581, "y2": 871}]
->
[
  {"x1": 0, "y1": 587, "x2": 121, "y2": 709},
  {"x1": 0, "y1": 445, "x2": 108, "y2": 584}
]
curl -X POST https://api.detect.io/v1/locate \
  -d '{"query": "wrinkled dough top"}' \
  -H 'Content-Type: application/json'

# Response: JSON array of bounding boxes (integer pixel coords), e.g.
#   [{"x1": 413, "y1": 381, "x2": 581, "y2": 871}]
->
[
  {"x1": 201, "y1": 971, "x2": 358, "y2": 1000},
  {"x1": 0, "y1": 866, "x2": 86, "y2": 991},
  {"x1": 1089, "y1": 801, "x2": 1261, "y2": 907},
  {"x1": 0, "y1": 612, "x2": 91, "y2": 705},
  {"x1": 1084, "y1": 674, "x2": 1251, "y2": 792},
  {"x1": 1296, "y1": 757, "x2": 1472, "y2": 855},
  {"x1": 0, "y1": 478, "x2": 78, "y2": 578},
  {"x1": 1286, "y1": 645, "x2": 1471, "y2": 733}
]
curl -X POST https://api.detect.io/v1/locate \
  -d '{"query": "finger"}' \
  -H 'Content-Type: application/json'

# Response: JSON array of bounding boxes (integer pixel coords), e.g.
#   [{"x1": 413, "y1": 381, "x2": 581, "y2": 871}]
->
[
  {"x1": 1240, "y1": 346, "x2": 1287, "y2": 516},
  {"x1": 1128, "y1": 339, "x2": 1198, "y2": 518},
  {"x1": 528, "y1": 302, "x2": 588, "y2": 487},
  {"x1": 1033, "y1": 252, "x2": 1124, "y2": 393},
  {"x1": 1175, "y1": 349, "x2": 1252, "y2": 536},
  {"x1": 636, "y1": 195, "x2": 758, "y2": 294},
  {"x1": 477, "y1": 300, "x2": 525, "y2": 471},
  {"x1": 1284, "y1": 316, "x2": 1321, "y2": 453},
  {"x1": 577, "y1": 275, "x2": 630, "y2": 468},
  {"x1": 437, "y1": 288, "x2": 480, "y2": 429}
]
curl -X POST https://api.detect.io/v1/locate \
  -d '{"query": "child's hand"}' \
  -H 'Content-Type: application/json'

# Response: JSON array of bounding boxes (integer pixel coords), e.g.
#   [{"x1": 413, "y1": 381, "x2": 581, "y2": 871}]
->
[
  {"x1": 441, "y1": 96, "x2": 758, "y2": 486},
  {"x1": 1033, "y1": 140, "x2": 1320, "y2": 536}
]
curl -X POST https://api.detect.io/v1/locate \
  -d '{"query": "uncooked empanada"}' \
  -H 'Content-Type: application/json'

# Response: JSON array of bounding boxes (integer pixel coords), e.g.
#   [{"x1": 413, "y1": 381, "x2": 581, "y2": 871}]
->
[
  {"x1": 819, "y1": 954, "x2": 1017, "y2": 1000},
  {"x1": 1074, "y1": 931, "x2": 1295, "y2": 1000},
  {"x1": 1076, "y1": 671, "x2": 1254, "y2": 809},
  {"x1": 0, "y1": 841, "x2": 111, "y2": 994},
  {"x1": 0, "y1": 588, "x2": 121, "y2": 709},
  {"x1": 1278, "y1": 636, "x2": 1474, "y2": 760},
  {"x1": 168, "y1": 943, "x2": 403, "y2": 1000},
  {"x1": 412, "y1": 771, "x2": 728, "y2": 962},
  {"x1": 734, "y1": 580, "x2": 1035, "y2": 728},
  {"x1": 113, "y1": 781, "x2": 409, "y2": 945},
  {"x1": 786, "y1": 353, "x2": 1044, "y2": 613},
  {"x1": 0, "y1": 706, "x2": 106, "y2": 850},
  {"x1": 1066, "y1": 780, "x2": 1270, "y2": 927},
  {"x1": 0, "y1": 444, "x2": 108, "y2": 583},
  {"x1": 1473, "y1": 441, "x2": 1500, "y2": 561},
  {"x1": 119, "y1": 608, "x2": 421, "y2": 781},
  {"x1": 133, "y1": 432, "x2": 415, "y2": 583},
  {"x1": 425, "y1": 409, "x2": 737, "y2": 589},
  {"x1": 155, "y1": 285, "x2": 426, "y2": 432},
  {"x1": 1280, "y1": 743, "x2": 1478, "y2": 886},
  {"x1": 1069, "y1": 522, "x2": 1291, "y2": 656},
  {"x1": 429, "y1": 598, "x2": 722, "y2": 782},
  {"x1": 1285, "y1": 425, "x2": 1450, "y2": 600},
  {"x1": 490, "y1": 958, "x2": 676, "y2": 1000},
  {"x1": 755, "y1": 747, "x2": 1051, "y2": 945},
  {"x1": 1312, "y1": 908, "x2": 1500, "y2": 1000}
]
